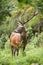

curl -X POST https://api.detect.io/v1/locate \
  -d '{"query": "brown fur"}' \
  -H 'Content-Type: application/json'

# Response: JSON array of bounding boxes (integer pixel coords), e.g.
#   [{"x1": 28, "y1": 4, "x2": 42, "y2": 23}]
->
[{"x1": 10, "y1": 32, "x2": 21, "y2": 56}]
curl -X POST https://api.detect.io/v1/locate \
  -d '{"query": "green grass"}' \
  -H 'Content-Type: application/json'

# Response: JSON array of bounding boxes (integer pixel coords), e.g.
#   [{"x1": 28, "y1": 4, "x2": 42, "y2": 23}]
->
[{"x1": 0, "y1": 47, "x2": 43, "y2": 65}]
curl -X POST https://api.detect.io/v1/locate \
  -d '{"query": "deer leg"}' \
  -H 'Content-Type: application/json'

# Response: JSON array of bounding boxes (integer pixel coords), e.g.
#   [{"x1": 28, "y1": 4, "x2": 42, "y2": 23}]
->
[
  {"x1": 22, "y1": 38, "x2": 27, "y2": 51},
  {"x1": 13, "y1": 45, "x2": 19, "y2": 56},
  {"x1": 13, "y1": 48, "x2": 16, "y2": 56},
  {"x1": 17, "y1": 48, "x2": 19, "y2": 56},
  {"x1": 21, "y1": 33, "x2": 27, "y2": 51},
  {"x1": 11, "y1": 46, "x2": 14, "y2": 57},
  {"x1": 13, "y1": 45, "x2": 16, "y2": 56},
  {"x1": 23, "y1": 44, "x2": 26, "y2": 51}
]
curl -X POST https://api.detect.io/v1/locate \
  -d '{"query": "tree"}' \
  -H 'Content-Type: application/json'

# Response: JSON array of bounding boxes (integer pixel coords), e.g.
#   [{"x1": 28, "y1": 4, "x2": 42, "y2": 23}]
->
[
  {"x1": 0, "y1": 0, "x2": 18, "y2": 36},
  {"x1": 0, "y1": 0, "x2": 16, "y2": 24}
]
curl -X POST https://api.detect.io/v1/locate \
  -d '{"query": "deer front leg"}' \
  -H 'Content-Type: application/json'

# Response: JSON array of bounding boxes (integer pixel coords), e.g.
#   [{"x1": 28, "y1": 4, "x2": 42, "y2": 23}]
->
[
  {"x1": 17, "y1": 48, "x2": 19, "y2": 56},
  {"x1": 11, "y1": 45, "x2": 14, "y2": 57}
]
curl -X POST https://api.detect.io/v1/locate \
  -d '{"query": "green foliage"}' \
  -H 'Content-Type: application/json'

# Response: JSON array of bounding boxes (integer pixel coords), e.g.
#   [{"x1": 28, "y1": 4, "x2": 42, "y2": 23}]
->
[
  {"x1": 0, "y1": 32, "x2": 43, "y2": 65},
  {"x1": 0, "y1": 0, "x2": 17, "y2": 23},
  {"x1": 18, "y1": 0, "x2": 43, "y2": 13},
  {"x1": 0, "y1": 46, "x2": 43, "y2": 65},
  {"x1": 36, "y1": 0, "x2": 43, "y2": 13},
  {"x1": 0, "y1": 34, "x2": 8, "y2": 49},
  {"x1": 0, "y1": 16, "x2": 16, "y2": 37},
  {"x1": 28, "y1": 14, "x2": 39, "y2": 26},
  {"x1": 37, "y1": 32, "x2": 43, "y2": 47},
  {"x1": 0, "y1": 0, "x2": 18, "y2": 36},
  {"x1": 26, "y1": 32, "x2": 43, "y2": 51}
]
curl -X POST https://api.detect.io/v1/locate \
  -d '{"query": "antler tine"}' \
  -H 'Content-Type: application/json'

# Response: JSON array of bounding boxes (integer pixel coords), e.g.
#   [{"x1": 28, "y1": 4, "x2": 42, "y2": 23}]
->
[
  {"x1": 14, "y1": 7, "x2": 27, "y2": 25},
  {"x1": 15, "y1": 18, "x2": 23, "y2": 25},
  {"x1": 18, "y1": 20, "x2": 23, "y2": 24}
]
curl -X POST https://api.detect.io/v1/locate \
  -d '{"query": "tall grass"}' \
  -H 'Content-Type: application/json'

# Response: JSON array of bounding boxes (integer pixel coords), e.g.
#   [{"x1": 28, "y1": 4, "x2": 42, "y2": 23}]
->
[{"x1": 0, "y1": 44, "x2": 43, "y2": 65}]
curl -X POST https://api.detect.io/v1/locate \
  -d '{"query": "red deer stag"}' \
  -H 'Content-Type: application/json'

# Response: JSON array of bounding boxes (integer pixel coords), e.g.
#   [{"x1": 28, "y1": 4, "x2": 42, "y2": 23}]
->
[
  {"x1": 10, "y1": 11, "x2": 38, "y2": 56},
  {"x1": 10, "y1": 21, "x2": 27, "y2": 56}
]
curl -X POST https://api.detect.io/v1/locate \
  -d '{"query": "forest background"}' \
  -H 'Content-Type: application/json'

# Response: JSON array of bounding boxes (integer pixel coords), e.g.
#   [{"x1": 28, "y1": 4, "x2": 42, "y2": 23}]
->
[{"x1": 0, "y1": 0, "x2": 43, "y2": 65}]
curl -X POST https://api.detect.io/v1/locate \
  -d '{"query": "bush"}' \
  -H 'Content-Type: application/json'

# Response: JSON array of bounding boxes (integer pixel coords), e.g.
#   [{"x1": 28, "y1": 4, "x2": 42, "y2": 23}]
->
[{"x1": 0, "y1": 34, "x2": 8, "y2": 49}]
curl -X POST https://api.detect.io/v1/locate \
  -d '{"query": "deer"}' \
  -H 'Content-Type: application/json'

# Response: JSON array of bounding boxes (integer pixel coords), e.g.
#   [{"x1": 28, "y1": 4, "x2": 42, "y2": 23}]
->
[
  {"x1": 10, "y1": 10, "x2": 38, "y2": 56},
  {"x1": 10, "y1": 20, "x2": 27, "y2": 56}
]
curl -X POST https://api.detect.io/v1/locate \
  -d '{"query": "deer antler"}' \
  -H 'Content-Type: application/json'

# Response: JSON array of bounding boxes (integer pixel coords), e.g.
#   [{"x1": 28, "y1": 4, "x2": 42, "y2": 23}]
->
[
  {"x1": 23, "y1": 10, "x2": 38, "y2": 25},
  {"x1": 14, "y1": 7, "x2": 28, "y2": 25}
]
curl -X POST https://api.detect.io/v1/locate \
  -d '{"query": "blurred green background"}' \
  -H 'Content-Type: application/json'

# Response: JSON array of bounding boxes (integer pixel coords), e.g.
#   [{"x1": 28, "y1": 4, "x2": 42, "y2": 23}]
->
[{"x1": 0, "y1": 0, "x2": 43, "y2": 65}]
